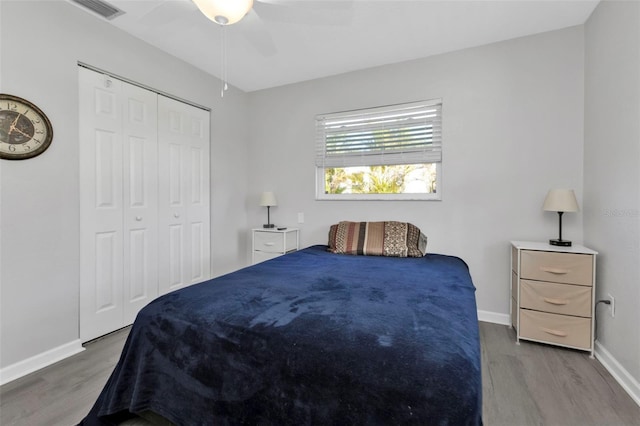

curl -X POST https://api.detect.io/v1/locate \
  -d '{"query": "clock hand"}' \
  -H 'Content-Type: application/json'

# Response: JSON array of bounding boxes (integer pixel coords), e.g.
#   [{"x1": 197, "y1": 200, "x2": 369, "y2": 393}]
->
[
  {"x1": 6, "y1": 113, "x2": 23, "y2": 139},
  {"x1": 9, "y1": 112, "x2": 21, "y2": 129},
  {"x1": 8, "y1": 124, "x2": 32, "y2": 139}
]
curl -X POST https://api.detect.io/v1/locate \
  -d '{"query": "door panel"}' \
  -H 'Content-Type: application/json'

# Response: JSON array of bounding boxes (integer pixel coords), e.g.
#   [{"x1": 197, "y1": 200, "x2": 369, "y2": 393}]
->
[
  {"x1": 80, "y1": 67, "x2": 159, "y2": 341},
  {"x1": 168, "y1": 224, "x2": 184, "y2": 290},
  {"x1": 94, "y1": 130, "x2": 119, "y2": 208},
  {"x1": 94, "y1": 231, "x2": 120, "y2": 313},
  {"x1": 122, "y1": 82, "x2": 158, "y2": 325},
  {"x1": 128, "y1": 137, "x2": 146, "y2": 207},
  {"x1": 190, "y1": 147, "x2": 203, "y2": 204},
  {"x1": 80, "y1": 68, "x2": 125, "y2": 341},
  {"x1": 128, "y1": 229, "x2": 147, "y2": 302},
  {"x1": 158, "y1": 96, "x2": 210, "y2": 295},
  {"x1": 191, "y1": 222, "x2": 204, "y2": 282},
  {"x1": 169, "y1": 143, "x2": 182, "y2": 205}
]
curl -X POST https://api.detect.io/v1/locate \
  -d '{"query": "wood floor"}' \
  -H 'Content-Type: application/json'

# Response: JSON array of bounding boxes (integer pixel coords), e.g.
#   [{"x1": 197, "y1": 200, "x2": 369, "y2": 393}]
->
[
  {"x1": 481, "y1": 323, "x2": 640, "y2": 426},
  {"x1": 1, "y1": 322, "x2": 639, "y2": 425}
]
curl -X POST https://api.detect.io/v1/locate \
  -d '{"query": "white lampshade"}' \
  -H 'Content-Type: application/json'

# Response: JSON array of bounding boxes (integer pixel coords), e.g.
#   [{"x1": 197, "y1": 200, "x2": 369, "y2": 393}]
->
[
  {"x1": 193, "y1": 0, "x2": 253, "y2": 25},
  {"x1": 260, "y1": 191, "x2": 277, "y2": 207},
  {"x1": 543, "y1": 189, "x2": 579, "y2": 212}
]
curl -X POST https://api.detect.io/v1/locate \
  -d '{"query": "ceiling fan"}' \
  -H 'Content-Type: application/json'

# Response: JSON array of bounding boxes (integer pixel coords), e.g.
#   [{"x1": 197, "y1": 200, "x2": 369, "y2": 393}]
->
[
  {"x1": 192, "y1": 0, "x2": 254, "y2": 25},
  {"x1": 189, "y1": 0, "x2": 353, "y2": 95},
  {"x1": 73, "y1": 0, "x2": 353, "y2": 93},
  {"x1": 192, "y1": 0, "x2": 353, "y2": 27},
  {"x1": 102, "y1": 0, "x2": 353, "y2": 59}
]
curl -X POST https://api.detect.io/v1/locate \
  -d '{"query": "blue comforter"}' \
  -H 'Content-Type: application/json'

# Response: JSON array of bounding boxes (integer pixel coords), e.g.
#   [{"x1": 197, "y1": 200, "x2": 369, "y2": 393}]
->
[{"x1": 81, "y1": 245, "x2": 482, "y2": 425}]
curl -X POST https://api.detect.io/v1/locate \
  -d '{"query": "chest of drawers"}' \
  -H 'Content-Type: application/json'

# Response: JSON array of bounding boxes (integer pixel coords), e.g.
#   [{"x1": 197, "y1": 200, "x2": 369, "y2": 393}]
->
[
  {"x1": 511, "y1": 241, "x2": 597, "y2": 356},
  {"x1": 252, "y1": 228, "x2": 299, "y2": 265}
]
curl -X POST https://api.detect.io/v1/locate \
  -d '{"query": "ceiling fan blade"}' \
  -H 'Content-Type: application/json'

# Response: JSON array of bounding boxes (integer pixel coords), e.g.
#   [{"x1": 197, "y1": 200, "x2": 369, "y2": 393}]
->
[
  {"x1": 257, "y1": 0, "x2": 353, "y2": 10},
  {"x1": 135, "y1": 0, "x2": 200, "y2": 28},
  {"x1": 238, "y1": 9, "x2": 278, "y2": 57},
  {"x1": 253, "y1": 0, "x2": 353, "y2": 26}
]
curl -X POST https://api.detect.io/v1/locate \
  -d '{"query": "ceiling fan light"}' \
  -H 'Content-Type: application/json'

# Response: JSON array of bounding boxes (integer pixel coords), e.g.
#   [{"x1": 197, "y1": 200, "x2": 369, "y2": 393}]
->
[{"x1": 193, "y1": 0, "x2": 254, "y2": 26}]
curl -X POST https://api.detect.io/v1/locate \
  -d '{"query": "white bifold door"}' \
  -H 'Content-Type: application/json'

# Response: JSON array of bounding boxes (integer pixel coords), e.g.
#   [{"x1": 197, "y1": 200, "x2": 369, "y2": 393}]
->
[
  {"x1": 158, "y1": 96, "x2": 210, "y2": 295},
  {"x1": 79, "y1": 67, "x2": 210, "y2": 342}
]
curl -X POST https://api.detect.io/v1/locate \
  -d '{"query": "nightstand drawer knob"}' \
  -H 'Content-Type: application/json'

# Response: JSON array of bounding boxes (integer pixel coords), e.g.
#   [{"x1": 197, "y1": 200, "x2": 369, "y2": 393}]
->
[
  {"x1": 264, "y1": 242, "x2": 275, "y2": 247},
  {"x1": 540, "y1": 266, "x2": 569, "y2": 274},
  {"x1": 541, "y1": 327, "x2": 568, "y2": 337},
  {"x1": 543, "y1": 297, "x2": 568, "y2": 306}
]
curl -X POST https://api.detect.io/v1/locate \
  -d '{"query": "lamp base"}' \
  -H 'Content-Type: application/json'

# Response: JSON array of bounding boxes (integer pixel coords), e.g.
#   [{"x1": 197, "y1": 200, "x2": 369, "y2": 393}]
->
[
  {"x1": 263, "y1": 224, "x2": 275, "y2": 229},
  {"x1": 549, "y1": 239, "x2": 572, "y2": 247}
]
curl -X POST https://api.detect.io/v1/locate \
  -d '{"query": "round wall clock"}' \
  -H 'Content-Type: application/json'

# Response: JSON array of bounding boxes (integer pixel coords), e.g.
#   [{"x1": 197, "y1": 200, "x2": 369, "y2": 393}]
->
[{"x1": 0, "y1": 94, "x2": 53, "y2": 160}]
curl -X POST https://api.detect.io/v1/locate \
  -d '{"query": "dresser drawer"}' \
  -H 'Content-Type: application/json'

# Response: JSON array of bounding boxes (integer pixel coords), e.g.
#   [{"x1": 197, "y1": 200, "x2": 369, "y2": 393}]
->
[
  {"x1": 519, "y1": 309, "x2": 591, "y2": 350},
  {"x1": 521, "y1": 250, "x2": 592, "y2": 286},
  {"x1": 252, "y1": 250, "x2": 282, "y2": 264},
  {"x1": 254, "y1": 231, "x2": 297, "y2": 253},
  {"x1": 520, "y1": 279, "x2": 591, "y2": 317}
]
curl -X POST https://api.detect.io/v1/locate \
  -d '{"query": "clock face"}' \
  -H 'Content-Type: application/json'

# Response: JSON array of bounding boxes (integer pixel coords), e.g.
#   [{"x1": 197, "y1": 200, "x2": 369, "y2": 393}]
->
[{"x1": 0, "y1": 94, "x2": 53, "y2": 160}]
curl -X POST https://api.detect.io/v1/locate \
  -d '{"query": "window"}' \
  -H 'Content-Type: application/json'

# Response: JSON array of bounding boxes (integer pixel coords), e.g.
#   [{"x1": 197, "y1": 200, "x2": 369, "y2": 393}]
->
[{"x1": 315, "y1": 99, "x2": 442, "y2": 200}]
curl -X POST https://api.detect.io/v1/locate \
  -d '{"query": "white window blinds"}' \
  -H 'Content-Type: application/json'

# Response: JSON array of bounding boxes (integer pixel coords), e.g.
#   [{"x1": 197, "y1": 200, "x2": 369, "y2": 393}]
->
[{"x1": 315, "y1": 99, "x2": 442, "y2": 168}]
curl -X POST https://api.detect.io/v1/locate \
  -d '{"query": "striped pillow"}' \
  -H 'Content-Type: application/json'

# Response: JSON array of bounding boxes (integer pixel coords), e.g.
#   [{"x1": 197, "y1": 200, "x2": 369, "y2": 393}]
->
[{"x1": 328, "y1": 221, "x2": 427, "y2": 257}]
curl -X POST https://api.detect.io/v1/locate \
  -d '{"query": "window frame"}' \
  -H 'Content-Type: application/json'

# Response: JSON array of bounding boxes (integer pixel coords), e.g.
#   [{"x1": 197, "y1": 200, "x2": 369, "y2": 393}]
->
[{"x1": 315, "y1": 99, "x2": 443, "y2": 201}]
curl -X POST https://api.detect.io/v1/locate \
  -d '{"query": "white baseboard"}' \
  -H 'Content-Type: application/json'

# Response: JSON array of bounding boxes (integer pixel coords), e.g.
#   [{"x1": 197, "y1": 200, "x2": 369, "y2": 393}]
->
[
  {"x1": 595, "y1": 341, "x2": 640, "y2": 408},
  {"x1": 0, "y1": 340, "x2": 85, "y2": 386},
  {"x1": 478, "y1": 309, "x2": 511, "y2": 325}
]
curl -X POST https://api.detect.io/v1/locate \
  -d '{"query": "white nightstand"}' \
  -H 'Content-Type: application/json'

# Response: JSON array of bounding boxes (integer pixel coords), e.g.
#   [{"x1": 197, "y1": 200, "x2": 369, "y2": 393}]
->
[
  {"x1": 252, "y1": 228, "x2": 299, "y2": 265},
  {"x1": 511, "y1": 241, "x2": 598, "y2": 356}
]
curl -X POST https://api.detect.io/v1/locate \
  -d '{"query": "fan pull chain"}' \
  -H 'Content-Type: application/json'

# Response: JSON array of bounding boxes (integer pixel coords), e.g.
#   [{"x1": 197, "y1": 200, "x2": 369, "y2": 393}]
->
[{"x1": 221, "y1": 25, "x2": 228, "y2": 98}]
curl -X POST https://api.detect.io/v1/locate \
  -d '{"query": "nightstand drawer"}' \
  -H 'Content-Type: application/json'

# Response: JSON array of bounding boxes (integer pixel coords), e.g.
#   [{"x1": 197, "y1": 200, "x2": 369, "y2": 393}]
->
[
  {"x1": 519, "y1": 309, "x2": 591, "y2": 349},
  {"x1": 254, "y1": 231, "x2": 293, "y2": 253},
  {"x1": 254, "y1": 230, "x2": 297, "y2": 253},
  {"x1": 252, "y1": 250, "x2": 282, "y2": 264},
  {"x1": 521, "y1": 250, "x2": 592, "y2": 286},
  {"x1": 520, "y1": 279, "x2": 591, "y2": 317}
]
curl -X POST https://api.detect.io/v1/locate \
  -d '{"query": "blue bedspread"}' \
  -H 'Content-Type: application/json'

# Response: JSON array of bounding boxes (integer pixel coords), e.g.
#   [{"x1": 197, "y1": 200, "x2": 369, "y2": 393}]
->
[{"x1": 81, "y1": 245, "x2": 482, "y2": 425}]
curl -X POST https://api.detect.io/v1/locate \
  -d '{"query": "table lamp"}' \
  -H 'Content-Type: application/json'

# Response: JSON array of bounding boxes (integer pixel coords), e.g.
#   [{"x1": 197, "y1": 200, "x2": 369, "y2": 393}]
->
[
  {"x1": 260, "y1": 192, "x2": 277, "y2": 228},
  {"x1": 543, "y1": 189, "x2": 579, "y2": 247}
]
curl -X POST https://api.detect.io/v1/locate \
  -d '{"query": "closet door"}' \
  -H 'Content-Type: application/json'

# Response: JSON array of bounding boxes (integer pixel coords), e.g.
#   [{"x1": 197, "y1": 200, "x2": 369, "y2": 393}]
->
[
  {"x1": 79, "y1": 68, "x2": 158, "y2": 342},
  {"x1": 158, "y1": 96, "x2": 210, "y2": 295},
  {"x1": 122, "y1": 82, "x2": 159, "y2": 325}
]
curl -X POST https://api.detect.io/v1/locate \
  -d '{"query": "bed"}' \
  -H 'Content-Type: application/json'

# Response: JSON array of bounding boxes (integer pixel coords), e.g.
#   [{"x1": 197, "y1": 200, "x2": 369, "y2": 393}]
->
[{"x1": 81, "y1": 242, "x2": 482, "y2": 425}]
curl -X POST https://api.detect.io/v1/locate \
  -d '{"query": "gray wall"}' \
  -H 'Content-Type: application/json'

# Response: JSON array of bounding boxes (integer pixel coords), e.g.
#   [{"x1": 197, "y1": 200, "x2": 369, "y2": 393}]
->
[
  {"x1": 584, "y1": 0, "x2": 640, "y2": 387},
  {"x1": 4, "y1": 0, "x2": 637, "y2": 399},
  {"x1": 246, "y1": 26, "x2": 586, "y2": 318},
  {"x1": 0, "y1": 0, "x2": 250, "y2": 368}
]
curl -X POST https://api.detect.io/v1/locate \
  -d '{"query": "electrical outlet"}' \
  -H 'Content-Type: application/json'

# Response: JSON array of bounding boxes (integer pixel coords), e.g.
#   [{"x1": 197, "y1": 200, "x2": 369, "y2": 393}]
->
[
  {"x1": 608, "y1": 293, "x2": 615, "y2": 318},
  {"x1": 297, "y1": 212, "x2": 304, "y2": 223}
]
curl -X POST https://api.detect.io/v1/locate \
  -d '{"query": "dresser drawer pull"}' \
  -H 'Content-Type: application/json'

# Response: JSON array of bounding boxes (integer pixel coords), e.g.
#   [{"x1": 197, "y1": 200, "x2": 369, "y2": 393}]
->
[
  {"x1": 543, "y1": 297, "x2": 568, "y2": 305},
  {"x1": 541, "y1": 327, "x2": 568, "y2": 337},
  {"x1": 263, "y1": 242, "x2": 276, "y2": 247},
  {"x1": 540, "y1": 266, "x2": 569, "y2": 274}
]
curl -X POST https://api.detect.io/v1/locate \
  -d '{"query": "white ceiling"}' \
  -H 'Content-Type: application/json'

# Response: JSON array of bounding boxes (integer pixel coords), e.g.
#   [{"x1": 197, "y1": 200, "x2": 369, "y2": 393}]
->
[{"x1": 84, "y1": 0, "x2": 599, "y2": 92}]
